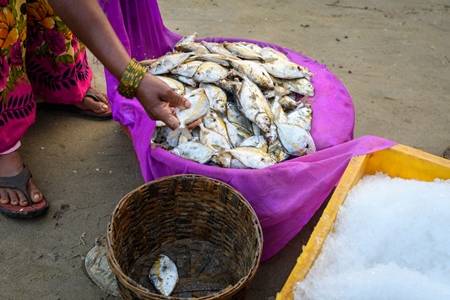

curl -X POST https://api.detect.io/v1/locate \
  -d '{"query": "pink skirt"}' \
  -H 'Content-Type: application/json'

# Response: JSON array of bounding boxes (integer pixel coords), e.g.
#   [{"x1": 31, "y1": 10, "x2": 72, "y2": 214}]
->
[{"x1": 0, "y1": 0, "x2": 92, "y2": 152}]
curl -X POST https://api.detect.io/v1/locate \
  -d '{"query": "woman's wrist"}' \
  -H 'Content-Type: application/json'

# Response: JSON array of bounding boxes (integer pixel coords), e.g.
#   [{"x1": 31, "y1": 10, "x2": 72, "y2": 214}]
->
[{"x1": 118, "y1": 59, "x2": 148, "y2": 99}]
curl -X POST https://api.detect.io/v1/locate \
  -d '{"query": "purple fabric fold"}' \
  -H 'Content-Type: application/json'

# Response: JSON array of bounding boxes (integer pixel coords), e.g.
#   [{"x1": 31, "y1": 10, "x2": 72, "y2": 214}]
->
[{"x1": 100, "y1": 0, "x2": 396, "y2": 260}]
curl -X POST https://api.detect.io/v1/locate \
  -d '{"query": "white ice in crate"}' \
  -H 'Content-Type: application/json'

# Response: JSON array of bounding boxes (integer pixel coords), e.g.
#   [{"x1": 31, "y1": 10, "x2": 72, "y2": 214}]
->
[{"x1": 294, "y1": 173, "x2": 450, "y2": 300}]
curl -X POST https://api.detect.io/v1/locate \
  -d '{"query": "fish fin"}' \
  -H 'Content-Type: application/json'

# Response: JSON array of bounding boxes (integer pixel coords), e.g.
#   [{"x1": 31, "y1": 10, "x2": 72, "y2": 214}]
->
[
  {"x1": 180, "y1": 127, "x2": 194, "y2": 140},
  {"x1": 274, "y1": 105, "x2": 284, "y2": 123},
  {"x1": 167, "y1": 127, "x2": 181, "y2": 140},
  {"x1": 139, "y1": 58, "x2": 156, "y2": 66},
  {"x1": 262, "y1": 57, "x2": 278, "y2": 63}
]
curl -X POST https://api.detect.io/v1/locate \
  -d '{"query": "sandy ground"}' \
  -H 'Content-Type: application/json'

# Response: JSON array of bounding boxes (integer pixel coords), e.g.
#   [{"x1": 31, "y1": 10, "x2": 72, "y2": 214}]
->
[{"x1": 1, "y1": 1, "x2": 449, "y2": 299}]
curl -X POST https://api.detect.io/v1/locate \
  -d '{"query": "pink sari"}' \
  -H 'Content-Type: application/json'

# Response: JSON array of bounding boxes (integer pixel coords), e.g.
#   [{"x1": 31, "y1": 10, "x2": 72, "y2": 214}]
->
[
  {"x1": 100, "y1": 0, "x2": 396, "y2": 260},
  {"x1": 0, "y1": 0, "x2": 92, "y2": 153}
]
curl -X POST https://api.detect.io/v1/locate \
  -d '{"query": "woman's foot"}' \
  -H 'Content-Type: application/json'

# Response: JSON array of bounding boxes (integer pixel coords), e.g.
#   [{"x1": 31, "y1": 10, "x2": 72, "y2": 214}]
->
[
  {"x1": 0, "y1": 151, "x2": 43, "y2": 207},
  {"x1": 35, "y1": 87, "x2": 112, "y2": 120},
  {"x1": 74, "y1": 87, "x2": 109, "y2": 114}
]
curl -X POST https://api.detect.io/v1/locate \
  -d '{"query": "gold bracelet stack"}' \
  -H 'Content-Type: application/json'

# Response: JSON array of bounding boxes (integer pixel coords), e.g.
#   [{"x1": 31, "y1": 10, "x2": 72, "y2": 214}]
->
[{"x1": 118, "y1": 58, "x2": 148, "y2": 99}]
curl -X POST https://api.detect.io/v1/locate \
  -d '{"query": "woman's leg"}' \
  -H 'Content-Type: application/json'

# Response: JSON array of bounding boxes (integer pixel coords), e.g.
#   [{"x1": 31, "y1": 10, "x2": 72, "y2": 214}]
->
[
  {"x1": 25, "y1": 0, "x2": 110, "y2": 115},
  {"x1": 0, "y1": 1, "x2": 46, "y2": 214}
]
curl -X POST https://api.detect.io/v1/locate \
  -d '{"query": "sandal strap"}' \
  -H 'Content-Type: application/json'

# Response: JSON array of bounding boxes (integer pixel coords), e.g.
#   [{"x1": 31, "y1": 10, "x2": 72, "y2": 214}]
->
[{"x1": 0, "y1": 165, "x2": 33, "y2": 206}]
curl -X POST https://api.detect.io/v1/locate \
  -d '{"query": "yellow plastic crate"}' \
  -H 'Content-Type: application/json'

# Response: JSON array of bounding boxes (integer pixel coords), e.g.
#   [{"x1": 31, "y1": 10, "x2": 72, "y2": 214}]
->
[{"x1": 277, "y1": 144, "x2": 450, "y2": 300}]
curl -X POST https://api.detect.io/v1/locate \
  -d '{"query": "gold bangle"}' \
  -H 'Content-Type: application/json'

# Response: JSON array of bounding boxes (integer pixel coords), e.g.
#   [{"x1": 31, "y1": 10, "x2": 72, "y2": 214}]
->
[{"x1": 118, "y1": 59, "x2": 148, "y2": 99}]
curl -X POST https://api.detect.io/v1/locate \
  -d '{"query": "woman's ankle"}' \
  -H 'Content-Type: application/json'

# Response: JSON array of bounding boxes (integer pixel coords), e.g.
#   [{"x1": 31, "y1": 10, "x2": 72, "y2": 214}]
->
[{"x1": 0, "y1": 151, "x2": 24, "y2": 177}]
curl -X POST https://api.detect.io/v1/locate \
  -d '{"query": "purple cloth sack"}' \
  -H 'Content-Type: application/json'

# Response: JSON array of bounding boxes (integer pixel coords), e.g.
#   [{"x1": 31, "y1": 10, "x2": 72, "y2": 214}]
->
[{"x1": 99, "y1": 0, "x2": 396, "y2": 260}]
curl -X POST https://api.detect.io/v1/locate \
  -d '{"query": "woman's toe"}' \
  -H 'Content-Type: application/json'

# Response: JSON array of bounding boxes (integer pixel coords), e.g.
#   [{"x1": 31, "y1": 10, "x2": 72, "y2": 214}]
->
[
  {"x1": 0, "y1": 189, "x2": 9, "y2": 204},
  {"x1": 18, "y1": 193, "x2": 29, "y2": 206},
  {"x1": 8, "y1": 190, "x2": 19, "y2": 206},
  {"x1": 27, "y1": 178, "x2": 43, "y2": 204}
]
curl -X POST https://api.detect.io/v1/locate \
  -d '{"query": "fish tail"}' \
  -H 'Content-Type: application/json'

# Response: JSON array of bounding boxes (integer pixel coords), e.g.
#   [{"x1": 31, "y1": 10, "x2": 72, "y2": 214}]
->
[{"x1": 167, "y1": 125, "x2": 194, "y2": 140}]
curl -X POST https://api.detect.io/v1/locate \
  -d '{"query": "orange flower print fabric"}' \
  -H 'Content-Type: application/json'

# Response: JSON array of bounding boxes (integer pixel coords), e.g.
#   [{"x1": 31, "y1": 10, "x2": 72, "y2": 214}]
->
[
  {"x1": 0, "y1": 0, "x2": 92, "y2": 153},
  {"x1": 0, "y1": 0, "x2": 34, "y2": 152},
  {"x1": 25, "y1": 0, "x2": 92, "y2": 104}
]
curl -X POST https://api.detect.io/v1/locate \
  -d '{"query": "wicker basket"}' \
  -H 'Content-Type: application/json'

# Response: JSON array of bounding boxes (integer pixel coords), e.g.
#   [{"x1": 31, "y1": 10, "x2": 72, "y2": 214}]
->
[{"x1": 106, "y1": 174, "x2": 263, "y2": 299}]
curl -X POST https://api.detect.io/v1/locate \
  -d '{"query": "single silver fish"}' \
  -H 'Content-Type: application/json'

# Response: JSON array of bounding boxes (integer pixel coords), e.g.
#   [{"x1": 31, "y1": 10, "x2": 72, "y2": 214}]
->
[
  {"x1": 170, "y1": 88, "x2": 210, "y2": 139},
  {"x1": 236, "y1": 41, "x2": 263, "y2": 54},
  {"x1": 234, "y1": 75, "x2": 273, "y2": 133},
  {"x1": 225, "y1": 146, "x2": 277, "y2": 169},
  {"x1": 226, "y1": 101, "x2": 253, "y2": 134},
  {"x1": 193, "y1": 61, "x2": 230, "y2": 83},
  {"x1": 223, "y1": 41, "x2": 264, "y2": 61},
  {"x1": 191, "y1": 53, "x2": 232, "y2": 67},
  {"x1": 214, "y1": 78, "x2": 242, "y2": 95},
  {"x1": 170, "y1": 139, "x2": 216, "y2": 164},
  {"x1": 201, "y1": 41, "x2": 234, "y2": 57},
  {"x1": 171, "y1": 60, "x2": 203, "y2": 77},
  {"x1": 228, "y1": 59, "x2": 274, "y2": 90},
  {"x1": 173, "y1": 75, "x2": 198, "y2": 88},
  {"x1": 149, "y1": 254, "x2": 179, "y2": 296},
  {"x1": 223, "y1": 118, "x2": 250, "y2": 148},
  {"x1": 147, "y1": 52, "x2": 194, "y2": 75},
  {"x1": 200, "y1": 82, "x2": 227, "y2": 114},
  {"x1": 175, "y1": 42, "x2": 210, "y2": 54},
  {"x1": 275, "y1": 120, "x2": 316, "y2": 156},
  {"x1": 259, "y1": 46, "x2": 289, "y2": 62},
  {"x1": 174, "y1": 32, "x2": 198, "y2": 50},
  {"x1": 155, "y1": 76, "x2": 186, "y2": 95},
  {"x1": 203, "y1": 111, "x2": 229, "y2": 140},
  {"x1": 239, "y1": 135, "x2": 268, "y2": 152},
  {"x1": 273, "y1": 77, "x2": 315, "y2": 96},
  {"x1": 262, "y1": 61, "x2": 308, "y2": 79},
  {"x1": 287, "y1": 104, "x2": 313, "y2": 131},
  {"x1": 278, "y1": 94, "x2": 299, "y2": 110},
  {"x1": 198, "y1": 123, "x2": 232, "y2": 150}
]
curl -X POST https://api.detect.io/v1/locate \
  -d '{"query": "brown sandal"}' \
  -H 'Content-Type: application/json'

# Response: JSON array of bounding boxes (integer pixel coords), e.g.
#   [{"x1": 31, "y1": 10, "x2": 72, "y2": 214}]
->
[
  {"x1": 37, "y1": 89, "x2": 112, "y2": 120},
  {"x1": 0, "y1": 166, "x2": 49, "y2": 218}
]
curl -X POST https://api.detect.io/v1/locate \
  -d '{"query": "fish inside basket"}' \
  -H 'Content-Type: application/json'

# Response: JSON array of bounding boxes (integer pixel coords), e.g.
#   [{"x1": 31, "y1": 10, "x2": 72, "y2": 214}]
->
[{"x1": 106, "y1": 174, "x2": 263, "y2": 299}]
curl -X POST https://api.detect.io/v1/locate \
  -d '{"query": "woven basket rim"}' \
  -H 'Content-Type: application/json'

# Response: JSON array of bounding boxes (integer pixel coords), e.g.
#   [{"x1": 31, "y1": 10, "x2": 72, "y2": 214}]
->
[{"x1": 106, "y1": 174, "x2": 263, "y2": 299}]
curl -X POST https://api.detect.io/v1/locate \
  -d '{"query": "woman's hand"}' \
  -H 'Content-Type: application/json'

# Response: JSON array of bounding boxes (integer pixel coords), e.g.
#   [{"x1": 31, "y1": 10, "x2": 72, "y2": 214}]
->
[{"x1": 135, "y1": 73, "x2": 200, "y2": 130}]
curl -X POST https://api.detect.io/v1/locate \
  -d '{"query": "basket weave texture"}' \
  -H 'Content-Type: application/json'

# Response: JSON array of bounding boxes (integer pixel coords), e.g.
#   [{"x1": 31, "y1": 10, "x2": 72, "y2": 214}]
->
[{"x1": 106, "y1": 174, "x2": 263, "y2": 299}]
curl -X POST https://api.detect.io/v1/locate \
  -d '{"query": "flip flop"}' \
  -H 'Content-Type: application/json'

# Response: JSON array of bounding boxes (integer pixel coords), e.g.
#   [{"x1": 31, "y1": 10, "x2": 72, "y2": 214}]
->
[
  {"x1": 37, "y1": 89, "x2": 112, "y2": 120},
  {"x1": 0, "y1": 166, "x2": 49, "y2": 218}
]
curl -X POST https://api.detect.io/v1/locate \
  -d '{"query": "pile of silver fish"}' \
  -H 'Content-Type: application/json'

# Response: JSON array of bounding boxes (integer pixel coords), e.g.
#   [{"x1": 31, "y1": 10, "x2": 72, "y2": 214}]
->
[{"x1": 144, "y1": 32, "x2": 316, "y2": 169}]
